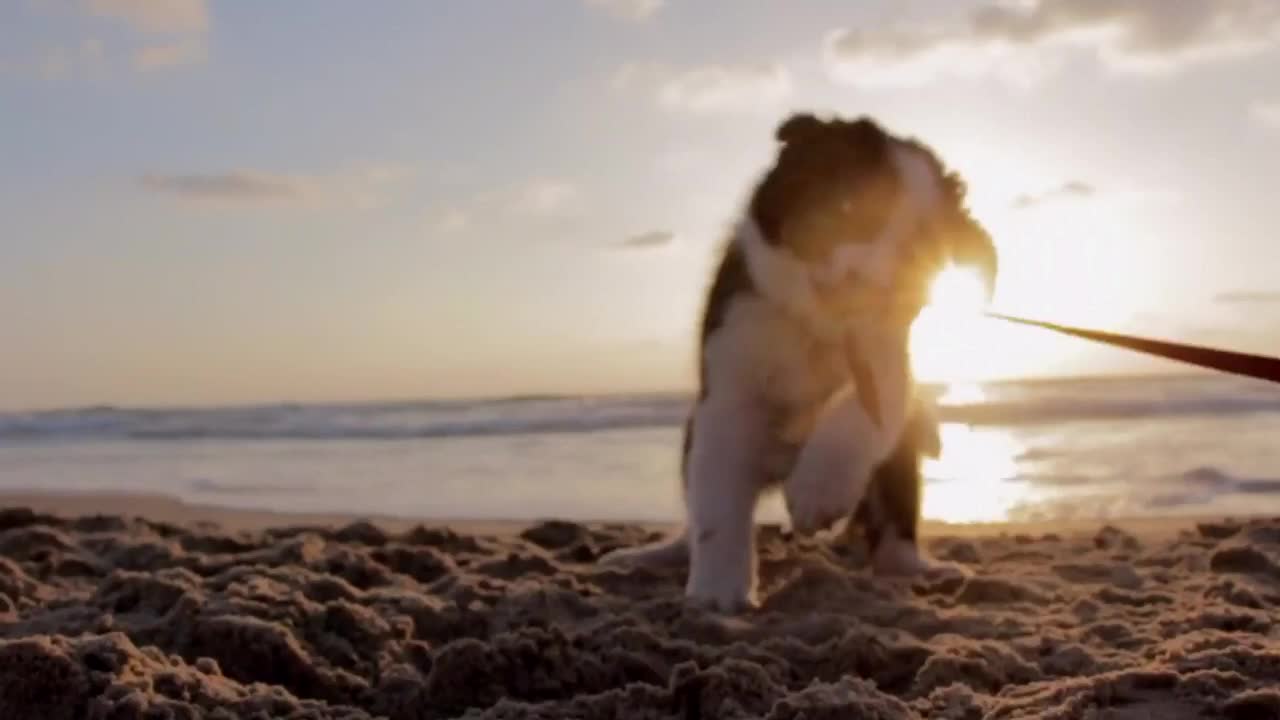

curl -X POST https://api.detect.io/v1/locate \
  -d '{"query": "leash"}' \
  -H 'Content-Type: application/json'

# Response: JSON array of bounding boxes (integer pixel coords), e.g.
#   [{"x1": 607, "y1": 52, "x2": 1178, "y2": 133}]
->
[
  {"x1": 844, "y1": 312, "x2": 1280, "y2": 432},
  {"x1": 984, "y1": 312, "x2": 1280, "y2": 385},
  {"x1": 841, "y1": 310, "x2": 1280, "y2": 432}
]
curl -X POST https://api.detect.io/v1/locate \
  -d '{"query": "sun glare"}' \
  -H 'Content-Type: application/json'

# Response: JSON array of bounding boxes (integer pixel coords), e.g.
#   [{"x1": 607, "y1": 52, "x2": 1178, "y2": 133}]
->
[
  {"x1": 909, "y1": 266, "x2": 996, "y2": 384},
  {"x1": 927, "y1": 266, "x2": 988, "y2": 318},
  {"x1": 921, "y1": 424, "x2": 1039, "y2": 523}
]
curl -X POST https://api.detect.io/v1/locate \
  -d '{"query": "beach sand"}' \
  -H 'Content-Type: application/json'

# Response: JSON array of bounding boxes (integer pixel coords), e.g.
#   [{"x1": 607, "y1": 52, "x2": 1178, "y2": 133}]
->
[{"x1": 2, "y1": 492, "x2": 1279, "y2": 719}]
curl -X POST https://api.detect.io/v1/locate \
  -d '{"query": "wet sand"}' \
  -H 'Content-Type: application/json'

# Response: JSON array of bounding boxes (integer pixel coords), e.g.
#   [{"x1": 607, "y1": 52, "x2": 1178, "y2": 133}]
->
[{"x1": 2, "y1": 492, "x2": 1280, "y2": 719}]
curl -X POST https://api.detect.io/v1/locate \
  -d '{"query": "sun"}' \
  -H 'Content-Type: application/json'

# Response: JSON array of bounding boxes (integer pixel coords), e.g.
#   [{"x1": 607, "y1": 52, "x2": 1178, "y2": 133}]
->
[
  {"x1": 927, "y1": 266, "x2": 988, "y2": 317},
  {"x1": 908, "y1": 266, "x2": 996, "y2": 384}
]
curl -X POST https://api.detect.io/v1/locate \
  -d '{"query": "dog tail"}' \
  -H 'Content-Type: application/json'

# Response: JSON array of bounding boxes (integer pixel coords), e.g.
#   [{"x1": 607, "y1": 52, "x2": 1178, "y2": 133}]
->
[{"x1": 598, "y1": 529, "x2": 688, "y2": 568}]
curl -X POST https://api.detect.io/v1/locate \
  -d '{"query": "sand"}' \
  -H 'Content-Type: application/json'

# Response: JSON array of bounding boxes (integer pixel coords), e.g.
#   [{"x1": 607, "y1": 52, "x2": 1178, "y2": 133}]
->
[{"x1": 2, "y1": 493, "x2": 1280, "y2": 719}]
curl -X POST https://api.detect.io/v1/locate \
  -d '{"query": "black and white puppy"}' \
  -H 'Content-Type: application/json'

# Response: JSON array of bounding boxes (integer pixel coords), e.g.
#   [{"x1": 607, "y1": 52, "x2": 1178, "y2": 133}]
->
[{"x1": 602, "y1": 113, "x2": 997, "y2": 612}]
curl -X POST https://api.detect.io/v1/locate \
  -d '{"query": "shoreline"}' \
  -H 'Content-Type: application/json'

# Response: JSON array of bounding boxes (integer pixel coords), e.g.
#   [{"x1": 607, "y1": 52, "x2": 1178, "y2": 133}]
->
[
  {"x1": 0, "y1": 488, "x2": 1226, "y2": 539},
  {"x1": 0, "y1": 369, "x2": 1214, "y2": 416}
]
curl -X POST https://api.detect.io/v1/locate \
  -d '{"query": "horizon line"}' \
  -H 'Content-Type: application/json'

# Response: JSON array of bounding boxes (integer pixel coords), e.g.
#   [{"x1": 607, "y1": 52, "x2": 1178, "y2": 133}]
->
[{"x1": 0, "y1": 368, "x2": 1226, "y2": 416}]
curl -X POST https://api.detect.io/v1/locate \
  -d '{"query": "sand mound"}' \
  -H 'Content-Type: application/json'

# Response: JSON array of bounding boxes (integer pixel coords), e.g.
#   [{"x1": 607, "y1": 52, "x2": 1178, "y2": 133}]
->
[{"x1": 3, "y1": 506, "x2": 1280, "y2": 718}]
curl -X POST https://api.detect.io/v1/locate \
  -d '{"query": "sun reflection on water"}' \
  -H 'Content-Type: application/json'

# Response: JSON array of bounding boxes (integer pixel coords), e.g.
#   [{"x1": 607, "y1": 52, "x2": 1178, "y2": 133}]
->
[
  {"x1": 937, "y1": 381, "x2": 986, "y2": 406},
  {"x1": 921, "y1": 386, "x2": 1046, "y2": 523}
]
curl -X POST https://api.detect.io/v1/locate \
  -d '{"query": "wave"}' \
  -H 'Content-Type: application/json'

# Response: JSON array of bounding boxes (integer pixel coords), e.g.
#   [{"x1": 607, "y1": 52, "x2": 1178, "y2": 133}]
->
[
  {"x1": 0, "y1": 396, "x2": 693, "y2": 443},
  {"x1": 188, "y1": 478, "x2": 307, "y2": 494},
  {"x1": 939, "y1": 393, "x2": 1280, "y2": 426},
  {"x1": 4, "y1": 377, "x2": 1280, "y2": 443},
  {"x1": 1177, "y1": 466, "x2": 1280, "y2": 495}
]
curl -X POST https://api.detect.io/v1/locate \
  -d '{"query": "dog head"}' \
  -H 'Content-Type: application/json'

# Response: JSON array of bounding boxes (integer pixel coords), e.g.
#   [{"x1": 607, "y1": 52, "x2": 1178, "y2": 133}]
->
[{"x1": 745, "y1": 112, "x2": 997, "y2": 324}]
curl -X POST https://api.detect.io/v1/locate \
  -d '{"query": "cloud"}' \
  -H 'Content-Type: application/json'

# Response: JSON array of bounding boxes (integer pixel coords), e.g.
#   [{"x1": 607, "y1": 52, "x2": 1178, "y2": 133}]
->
[
  {"x1": 659, "y1": 64, "x2": 792, "y2": 114},
  {"x1": 66, "y1": 0, "x2": 208, "y2": 73},
  {"x1": 969, "y1": 0, "x2": 1280, "y2": 64},
  {"x1": 138, "y1": 164, "x2": 410, "y2": 210},
  {"x1": 823, "y1": 27, "x2": 1055, "y2": 89},
  {"x1": 825, "y1": 0, "x2": 1280, "y2": 87},
  {"x1": 140, "y1": 172, "x2": 299, "y2": 200},
  {"x1": 616, "y1": 61, "x2": 792, "y2": 114},
  {"x1": 134, "y1": 41, "x2": 205, "y2": 71},
  {"x1": 510, "y1": 179, "x2": 583, "y2": 217},
  {"x1": 430, "y1": 209, "x2": 471, "y2": 235},
  {"x1": 12, "y1": 0, "x2": 208, "y2": 77},
  {"x1": 85, "y1": 0, "x2": 208, "y2": 34},
  {"x1": 618, "y1": 230, "x2": 676, "y2": 250},
  {"x1": 426, "y1": 178, "x2": 586, "y2": 231},
  {"x1": 1214, "y1": 291, "x2": 1280, "y2": 305},
  {"x1": 1013, "y1": 180, "x2": 1096, "y2": 209},
  {"x1": 583, "y1": 0, "x2": 663, "y2": 22},
  {"x1": 1251, "y1": 100, "x2": 1280, "y2": 130}
]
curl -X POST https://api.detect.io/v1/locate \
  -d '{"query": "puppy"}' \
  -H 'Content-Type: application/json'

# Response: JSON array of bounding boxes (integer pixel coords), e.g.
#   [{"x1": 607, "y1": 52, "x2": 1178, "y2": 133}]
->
[{"x1": 601, "y1": 113, "x2": 997, "y2": 612}]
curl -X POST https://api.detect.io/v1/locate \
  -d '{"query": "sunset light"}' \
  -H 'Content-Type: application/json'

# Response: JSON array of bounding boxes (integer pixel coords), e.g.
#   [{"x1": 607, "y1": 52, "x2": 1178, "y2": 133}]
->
[
  {"x1": 921, "y1": 424, "x2": 1035, "y2": 524},
  {"x1": 3, "y1": 3, "x2": 1279, "y2": 712},
  {"x1": 909, "y1": 267, "x2": 1030, "y2": 524},
  {"x1": 928, "y1": 265, "x2": 989, "y2": 317},
  {"x1": 910, "y1": 265, "x2": 995, "y2": 384}
]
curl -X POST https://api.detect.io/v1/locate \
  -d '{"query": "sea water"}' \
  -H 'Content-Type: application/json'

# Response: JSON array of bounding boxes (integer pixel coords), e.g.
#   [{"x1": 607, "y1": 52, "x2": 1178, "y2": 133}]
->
[{"x1": 4, "y1": 374, "x2": 1280, "y2": 525}]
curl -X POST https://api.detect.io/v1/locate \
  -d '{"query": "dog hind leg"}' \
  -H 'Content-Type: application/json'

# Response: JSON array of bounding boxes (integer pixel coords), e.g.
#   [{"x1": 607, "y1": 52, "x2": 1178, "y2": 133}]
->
[
  {"x1": 599, "y1": 415, "x2": 694, "y2": 569},
  {"x1": 598, "y1": 530, "x2": 689, "y2": 568}
]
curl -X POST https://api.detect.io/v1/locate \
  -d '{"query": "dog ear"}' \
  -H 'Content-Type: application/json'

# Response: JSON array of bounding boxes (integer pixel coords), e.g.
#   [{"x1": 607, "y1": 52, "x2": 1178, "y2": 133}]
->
[
  {"x1": 841, "y1": 115, "x2": 888, "y2": 149},
  {"x1": 776, "y1": 113, "x2": 825, "y2": 144}
]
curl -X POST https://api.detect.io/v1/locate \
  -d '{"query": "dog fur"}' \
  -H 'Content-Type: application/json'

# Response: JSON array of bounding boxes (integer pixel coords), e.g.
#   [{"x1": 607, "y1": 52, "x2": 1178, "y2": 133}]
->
[{"x1": 601, "y1": 113, "x2": 997, "y2": 612}]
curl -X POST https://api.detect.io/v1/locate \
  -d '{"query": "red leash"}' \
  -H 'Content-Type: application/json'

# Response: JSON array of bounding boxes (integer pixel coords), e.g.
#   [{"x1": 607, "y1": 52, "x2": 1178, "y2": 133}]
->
[{"x1": 986, "y1": 312, "x2": 1280, "y2": 385}]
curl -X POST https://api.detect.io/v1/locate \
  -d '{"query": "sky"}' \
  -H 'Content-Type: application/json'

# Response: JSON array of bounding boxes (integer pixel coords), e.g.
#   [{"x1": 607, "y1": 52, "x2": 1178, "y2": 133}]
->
[{"x1": 3, "y1": 0, "x2": 1280, "y2": 410}]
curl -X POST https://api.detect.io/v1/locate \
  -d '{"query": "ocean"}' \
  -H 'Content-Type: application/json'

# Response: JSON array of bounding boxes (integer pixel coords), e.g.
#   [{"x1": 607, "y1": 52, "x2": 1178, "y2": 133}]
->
[{"x1": 4, "y1": 374, "x2": 1280, "y2": 526}]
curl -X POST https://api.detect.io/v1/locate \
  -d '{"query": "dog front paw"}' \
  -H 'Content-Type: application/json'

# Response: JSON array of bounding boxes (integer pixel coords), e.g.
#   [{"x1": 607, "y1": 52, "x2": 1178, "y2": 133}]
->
[
  {"x1": 784, "y1": 387, "x2": 877, "y2": 537},
  {"x1": 685, "y1": 551, "x2": 758, "y2": 614},
  {"x1": 684, "y1": 577, "x2": 758, "y2": 614},
  {"x1": 784, "y1": 470, "x2": 859, "y2": 538},
  {"x1": 784, "y1": 435, "x2": 868, "y2": 537}
]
